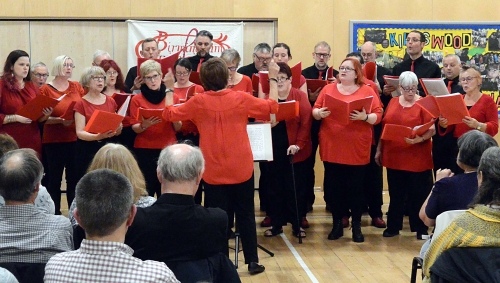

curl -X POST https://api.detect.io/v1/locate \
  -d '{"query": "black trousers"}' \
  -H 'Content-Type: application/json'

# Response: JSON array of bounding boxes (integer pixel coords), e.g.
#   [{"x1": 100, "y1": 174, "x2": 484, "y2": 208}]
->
[
  {"x1": 43, "y1": 142, "x2": 77, "y2": 215},
  {"x1": 204, "y1": 177, "x2": 259, "y2": 264},
  {"x1": 323, "y1": 162, "x2": 366, "y2": 222},
  {"x1": 386, "y1": 168, "x2": 433, "y2": 233},
  {"x1": 135, "y1": 148, "x2": 162, "y2": 198},
  {"x1": 258, "y1": 162, "x2": 271, "y2": 213},
  {"x1": 304, "y1": 118, "x2": 321, "y2": 207},
  {"x1": 267, "y1": 159, "x2": 306, "y2": 231},
  {"x1": 362, "y1": 144, "x2": 384, "y2": 218}
]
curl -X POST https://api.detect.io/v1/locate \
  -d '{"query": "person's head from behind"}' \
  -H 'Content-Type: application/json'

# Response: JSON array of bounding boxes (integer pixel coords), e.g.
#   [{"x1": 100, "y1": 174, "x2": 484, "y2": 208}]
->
[
  {"x1": 157, "y1": 143, "x2": 205, "y2": 195},
  {"x1": 74, "y1": 169, "x2": 135, "y2": 238},
  {"x1": 92, "y1": 50, "x2": 111, "y2": 66},
  {"x1": 88, "y1": 143, "x2": 147, "y2": 203},
  {"x1": 0, "y1": 134, "x2": 19, "y2": 158},
  {"x1": 0, "y1": 149, "x2": 42, "y2": 203},
  {"x1": 200, "y1": 57, "x2": 229, "y2": 91},
  {"x1": 456, "y1": 130, "x2": 498, "y2": 171},
  {"x1": 471, "y1": 147, "x2": 500, "y2": 207},
  {"x1": 195, "y1": 30, "x2": 213, "y2": 57}
]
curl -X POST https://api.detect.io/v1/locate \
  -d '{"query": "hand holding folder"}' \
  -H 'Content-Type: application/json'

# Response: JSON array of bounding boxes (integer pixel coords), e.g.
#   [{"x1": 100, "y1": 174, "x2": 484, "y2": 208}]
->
[
  {"x1": 251, "y1": 100, "x2": 299, "y2": 122},
  {"x1": 324, "y1": 94, "x2": 373, "y2": 125},
  {"x1": 84, "y1": 110, "x2": 124, "y2": 134},
  {"x1": 416, "y1": 94, "x2": 469, "y2": 125},
  {"x1": 381, "y1": 119, "x2": 435, "y2": 142},
  {"x1": 137, "y1": 52, "x2": 180, "y2": 77},
  {"x1": 16, "y1": 94, "x2": 66, "y2": 121}
]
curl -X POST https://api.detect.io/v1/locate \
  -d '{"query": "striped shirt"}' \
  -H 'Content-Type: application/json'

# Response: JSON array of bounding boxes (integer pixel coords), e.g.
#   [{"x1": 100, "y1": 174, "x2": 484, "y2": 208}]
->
[{"x1": 44, "y1": 240, "x2": 180, "y2": 283}]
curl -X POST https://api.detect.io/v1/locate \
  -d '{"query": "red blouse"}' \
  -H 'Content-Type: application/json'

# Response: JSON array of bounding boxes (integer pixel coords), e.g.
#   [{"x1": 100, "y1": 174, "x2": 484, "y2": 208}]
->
[
  {"x1": 74, "y1": 95, "x2": 117, "y2": 122},
  {"x1": 40, "y1": 81, "x2": 84, "y2": 143},
  {"x1": 173, "y1": 84, "x2": 204, "y2": 135},
  {"x1": 130, "y1": 94, "x2": 178, "y2": 149},
  {"x1": 163, "y1": 89, "x2": 279, "y2": 185},
  {"x1": 229, "y1": 75, "x2": 253, "y2": 93},
  {"x1": 381, "y1": 97, "x2": 434, "y2": 172},
  {"x1": 313, "y1": 82, "x2": 383, "y2": 165}
]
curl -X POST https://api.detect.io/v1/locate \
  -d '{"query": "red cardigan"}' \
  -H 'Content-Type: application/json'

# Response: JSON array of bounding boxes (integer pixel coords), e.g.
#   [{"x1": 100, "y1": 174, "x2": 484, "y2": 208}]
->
[{"x1": 163, "y1": 89, "x2": 279, "y2": 185}]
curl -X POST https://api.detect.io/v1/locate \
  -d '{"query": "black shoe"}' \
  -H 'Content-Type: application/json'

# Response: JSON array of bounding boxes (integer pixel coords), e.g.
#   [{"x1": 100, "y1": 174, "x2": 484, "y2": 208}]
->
[
  {"x1": 351, "y1": 221, "x2": 364, "y2": 243},
  {"x1": 327, "y1": 220, "x2": 343, "y2": 240},
  {"x1": 248, "y1": 262, "x2": 265, "y2": 275},
  {"x1": 382, "y1": 228, "x2": 400, "y2": 237}
]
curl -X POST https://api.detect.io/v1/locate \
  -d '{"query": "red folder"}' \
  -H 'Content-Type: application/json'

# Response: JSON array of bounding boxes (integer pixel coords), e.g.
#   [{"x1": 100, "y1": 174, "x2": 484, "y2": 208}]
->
[
  {"x1": 363, "y1": 62, "x2": 377, "y2": 81},
  {"x1": 416, "y1": 94, "x2": 469, "y2": 125},
  {"x1": 84, "y1": 110, "x2": 124, "y2": 134},
  {"x1": 189, "y1": 72, "x2": 202, "y2": 85},
  {"x1": 111, "y1": 93, "x2": 132, "y2": 110},
  {"x1": 137, "y1": 108, "x2": 163, "y2": 120},
  {"x1": 137, "y1": 51, "x2": 180, "y2": 77},
  {"x1": 259, "y1": 72, "x2": 270, "y2": 94},
  {"x1": 324, "y1": 94, "x2": 373, "y2": 125},
  {"x1": 381, "y1": 119, "x2": 435, "y2": 142},
  {"x1": 291, "y1": 62, "x2": 302, "y2": 89},
  {"x1": 251, "y1": 74, "x2": 259, "y2": 95},
  {"x1": 16, "y1": 95, "x2": 64, "y2": 120},
  {"x1": 251, "y1": 100, "x2": 299, "y2": 122},
  {"x1": 59, "y1": 101, "x2": 76, "y2": 120},
  {"x1": 178, "y1": 85, "x2": 196, "y2": 103},
  {"x1": 306, "y1": 79, "x2": 328, "y2": 93},
  {"x1": 326, "y1": 66, "x2": 336, "y2": 80}
]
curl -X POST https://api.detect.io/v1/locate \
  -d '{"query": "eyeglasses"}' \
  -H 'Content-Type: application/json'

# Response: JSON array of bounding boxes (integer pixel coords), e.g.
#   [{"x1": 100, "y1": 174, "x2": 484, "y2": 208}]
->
[
  {"x1": 91, "y1": 76, "x2": 106, "y2": 81},
  {"x1": 63, "y1": 64, "x2": 75, "y2": 68},
  {"x1": 339, "y1": 66, "x2": 355, "y2": 72},
  {"x1": 276, "y1": 77, "x2": 289, "y2": 82},
  {"x1": 175, "y1": 72, "x2": 190, "y2": 77},
  {"x1": 315, "y1": 53, "x2": 330, "y2": 58},
  {"x1": 228, "y1": 66, "x2": 238, "y2": 71},
  {"x1": 106, "y1": 71, "x2": 118, "y2": 77},
  {"x1": 34, "y1": 73, "x2": 49, "y2": 78},
  {"x1": 459, "y1": 76, "x2": 477, "y2": 83},
  {"x1": 144, "y1": 74, "x2": 161, "y2": 82},
  {"x1": 401, "y1": 86, "x2": 418, "y2": 93},
  {"x1": 406, "y1": 37, "x2": 422, "y2": 43},
  {"x1": 253, "y1": 53, "x2": 272, "y2": 63}
]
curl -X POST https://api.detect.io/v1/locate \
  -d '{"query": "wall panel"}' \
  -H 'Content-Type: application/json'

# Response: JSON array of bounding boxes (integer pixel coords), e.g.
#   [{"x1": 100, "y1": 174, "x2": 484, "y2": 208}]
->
[{"x1": 0, "y1": 22, "x2": 30, "y2": 57}]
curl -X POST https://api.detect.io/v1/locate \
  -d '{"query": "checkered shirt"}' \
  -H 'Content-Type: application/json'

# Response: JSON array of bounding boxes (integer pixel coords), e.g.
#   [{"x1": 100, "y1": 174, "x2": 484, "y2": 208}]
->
[
  {"x1": 44, "y1": 239, "x2": 180, "y2": 283},
  {"x1": 0, "y1": 204, "x2": 73, "y2": 263}
]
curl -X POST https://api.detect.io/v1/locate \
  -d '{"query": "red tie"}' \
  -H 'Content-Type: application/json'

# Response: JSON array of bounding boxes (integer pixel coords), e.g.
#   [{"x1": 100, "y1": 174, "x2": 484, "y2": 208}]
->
[
  {"x1": 447, "y1": 80, "x2": 453, "y2": 93},
  {"x1": 410, "y1": 61, "x2": 415, "y2": 72},
  {"x1": 197, "y1": 58, "x2": 204, "y2": 72},
  {"x1": 318, "y1": 71, "x2": 323, "y2": 80}
]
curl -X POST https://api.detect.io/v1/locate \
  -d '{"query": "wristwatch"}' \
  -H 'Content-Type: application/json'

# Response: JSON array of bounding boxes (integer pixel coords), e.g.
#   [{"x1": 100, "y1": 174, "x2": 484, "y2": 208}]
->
[
  {"x1": 476, "y1": 123, "x2": 482, "y2": 130},
  {"x1": 165, "y1": 88, "x2": 174, "y2": 93}
]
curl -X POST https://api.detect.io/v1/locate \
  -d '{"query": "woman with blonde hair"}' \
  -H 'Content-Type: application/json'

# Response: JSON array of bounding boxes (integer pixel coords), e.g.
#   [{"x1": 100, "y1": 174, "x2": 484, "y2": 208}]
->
[{"x1": 69, "y1": 143, "x2": 155, "y2": 228}]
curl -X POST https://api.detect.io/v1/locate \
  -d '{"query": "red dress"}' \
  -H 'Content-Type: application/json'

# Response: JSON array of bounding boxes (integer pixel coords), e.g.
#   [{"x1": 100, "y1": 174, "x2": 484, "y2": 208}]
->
[{"x1": 0, "y1": 80, "x2": 42, "y2": 156}]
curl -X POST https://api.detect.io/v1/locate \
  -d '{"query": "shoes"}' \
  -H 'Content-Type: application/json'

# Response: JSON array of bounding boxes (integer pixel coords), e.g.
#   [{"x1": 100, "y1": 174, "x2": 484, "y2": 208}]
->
[
  {"x1": 371, "y1": 217, "x2": 387, "y2": 228},
  {"x1": 260, "y1": 216, "x2": 271, "y2": 227},
  {"x1": 293, "y1": 228, "x2": 306, "y2": 238},
  {"x1": 351, "y1": 221, "x2": 364, "y2": 243},
  {"x1": 248, "y1": 262, "x2": 265, "y2": 275},
  {"x1": 417, "y1": 231, "x2": 429, "y2": 240},
  {"x1": 301, "y1": 217, "x2": 310, "y2": 228},
  {"x1": 264, "y1": 227, "x2": 283, "y2": 237},
  {"x1": 382, "y1": 228, "x2": 400, "y2": 237},
  {"x1": 327, "y1": 219, "x2": 344, "y2": 240},
  {"x1": 342, "y1": 216, "x2": 349, "y2": 228}
]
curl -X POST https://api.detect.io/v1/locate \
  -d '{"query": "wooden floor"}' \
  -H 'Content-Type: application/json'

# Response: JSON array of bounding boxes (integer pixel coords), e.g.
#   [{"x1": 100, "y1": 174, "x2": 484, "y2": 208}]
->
[{"x1": 61, "y1": 190, "x2": 424, "y2": 283}]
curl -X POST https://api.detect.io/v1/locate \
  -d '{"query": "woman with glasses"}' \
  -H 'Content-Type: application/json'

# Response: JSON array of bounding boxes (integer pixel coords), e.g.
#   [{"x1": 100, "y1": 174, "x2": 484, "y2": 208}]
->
[
  {"x1": 439, "y1": 66, "x2": 498, "y2": 138},
  {"x1": 40, "y1": 55, "x2": 84, "y2": 214},
  {"x1": 262, "y1": 62, "x2": 312, "y2": 239},
  {"x1": 74, "y1": 66, "x2": 121, "y2": 186},
  {"x1": 375, "y1": 71, "x2": 435, "y2": 240},
  {"x1": 220, "y1": 49, "x2": 252, "y2": 93},
  {"x1": 129, "y1": 60, "x2": 180, "y2": 197},
  {"x1": 313, "y1": 58, "x2": 383, "y2": 242}
]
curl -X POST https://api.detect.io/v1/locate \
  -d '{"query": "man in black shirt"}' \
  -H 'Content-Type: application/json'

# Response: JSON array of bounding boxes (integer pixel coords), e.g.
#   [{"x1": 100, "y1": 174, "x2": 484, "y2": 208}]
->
[
  {"x1": 188, "y1": 30, "x2": 214, "y2": 73},
  {"x1": 237, "y1": 43, "x2": 272, "y2": 79},
  {"x1": 124, "y1": 38, "x2": 161, "y2": 92},
  {"x1": 361, "y1": 41, "x2": 392, "y2": 107},
  {"x1": 385, "y1": 30, "x2": 441, "y2": 96}
]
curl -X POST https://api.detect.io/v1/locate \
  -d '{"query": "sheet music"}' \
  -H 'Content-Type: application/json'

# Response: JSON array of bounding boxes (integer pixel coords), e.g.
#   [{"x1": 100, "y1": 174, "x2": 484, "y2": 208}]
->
[{"x1": 247, "y1": 123, "x2": 273, "y2": 161}]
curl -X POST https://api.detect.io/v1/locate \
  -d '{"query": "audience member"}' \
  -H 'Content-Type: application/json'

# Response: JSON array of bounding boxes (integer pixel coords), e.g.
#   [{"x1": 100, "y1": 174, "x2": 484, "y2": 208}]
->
[
  {"x1": 45, "y1": 169, "x2": 179, "y2": 283},
  {"x1": 0, "y1": 268, "x2": 18, "y2": 283}
]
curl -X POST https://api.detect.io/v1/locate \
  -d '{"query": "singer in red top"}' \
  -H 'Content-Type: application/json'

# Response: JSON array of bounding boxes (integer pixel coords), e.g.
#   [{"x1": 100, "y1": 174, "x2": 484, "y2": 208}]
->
[
  {"x1": 313, "y1": 58, "x2": 383, "y2": 243},
  {"x1": 221, "y1": 49, "x2": 253, "y2": 93},
  {"x1": 375, "y1": 71, "x2": 435, "y2": 240},
  {"x1": 163, "y1": 58, "x2": 280, "y2": 275},
  {"x1": 438, "y1": 65, "x2": 498, "y2": 138},
  {"x1": 40, "y1": 55, "x2": 84, "y2": 214},
  {"x1": 130, "y1": 60, "x2": 180, "y2": 198}
]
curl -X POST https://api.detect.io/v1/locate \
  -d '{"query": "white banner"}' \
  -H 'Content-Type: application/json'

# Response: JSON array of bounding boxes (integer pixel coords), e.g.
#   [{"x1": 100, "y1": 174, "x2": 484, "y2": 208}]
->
[{"x1": 127, "y1": 20, "x2": 244, "y2": 70}]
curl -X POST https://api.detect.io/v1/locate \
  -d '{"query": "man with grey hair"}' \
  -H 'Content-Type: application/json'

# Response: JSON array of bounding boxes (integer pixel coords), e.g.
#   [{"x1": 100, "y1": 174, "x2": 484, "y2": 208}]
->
[
  {"x1": 44, "y1": 169, "x2": 179, "y2": 282},
  {"x1": 30, "y1": 62, "x2": 49, "y2": 88},
  {"x1": 360, "y1": 41, "x2": 392, "y2": 107},
  {"x1": 91, "y1": 49, "x2": 111, "y2": 66},
  {"x1": 238, "y1": 43, "x2": 273, "y2": 78},
  {"x1": 125, "y1": 143, "x2": 234, "y2": 278},
  {"x1": 0, "y1": 149, "x2": 72, "y2": 263}
]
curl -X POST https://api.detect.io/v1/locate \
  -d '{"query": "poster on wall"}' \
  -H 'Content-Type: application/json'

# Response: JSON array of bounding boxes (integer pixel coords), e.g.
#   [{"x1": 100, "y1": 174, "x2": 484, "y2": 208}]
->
[
  {"x1": 350, "y1": 21, "x2": 500, "y2": 110},
  {"x1": 127, "y1": 20, "x2": 244, "y2": 70}
]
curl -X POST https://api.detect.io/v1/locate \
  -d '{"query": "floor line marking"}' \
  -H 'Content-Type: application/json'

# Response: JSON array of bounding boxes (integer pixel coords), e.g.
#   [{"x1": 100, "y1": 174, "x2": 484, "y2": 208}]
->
[{"x1": 280, "y1": 234, "x2": 319, "y2": 283}]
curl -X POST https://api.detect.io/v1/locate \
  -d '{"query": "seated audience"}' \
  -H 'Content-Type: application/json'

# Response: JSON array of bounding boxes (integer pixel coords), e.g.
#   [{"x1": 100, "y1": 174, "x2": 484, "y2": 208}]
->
[
  {"x1": 0, "y1": 134, "x2": 54, "y2": 214},
  {"x1": 0, "y1": 267, "x2": 18, "y2": 283},
  {"x1": 422, "y1": 147, "x2": 500, "y2": 281},
  {"x1": 44, "y1": 169, "x2": 179, "y2": 283},
  {"x1": 69, "y1": 143, "x2": 156, "y2": 228},
  {"x1": 0, "y1": 149, "x2": 72, "y2": 263}
]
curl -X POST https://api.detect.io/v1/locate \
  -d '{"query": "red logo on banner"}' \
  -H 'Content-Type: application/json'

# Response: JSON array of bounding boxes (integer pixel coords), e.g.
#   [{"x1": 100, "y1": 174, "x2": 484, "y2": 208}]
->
[{"x1": 134, "y1": 28, "x2": 232, "y2": 58}]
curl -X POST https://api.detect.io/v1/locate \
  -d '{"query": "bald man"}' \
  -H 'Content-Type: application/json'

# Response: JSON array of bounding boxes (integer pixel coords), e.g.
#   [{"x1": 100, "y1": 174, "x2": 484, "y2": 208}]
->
[{"x1": 360, "y1": 41, "x2": 392, "y2": 107}]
